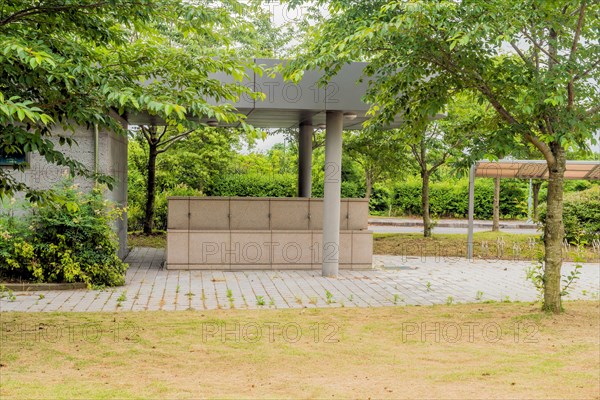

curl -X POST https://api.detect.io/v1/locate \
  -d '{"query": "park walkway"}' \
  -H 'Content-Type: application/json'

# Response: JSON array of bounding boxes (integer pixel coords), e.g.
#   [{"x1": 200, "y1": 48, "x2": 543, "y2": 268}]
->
[
  {"x1": 368, "y1": 217, "x2": 538, "y2": 234},
  {"x1": 1, "y1": 247, "x2": 598, "y2": 312}
]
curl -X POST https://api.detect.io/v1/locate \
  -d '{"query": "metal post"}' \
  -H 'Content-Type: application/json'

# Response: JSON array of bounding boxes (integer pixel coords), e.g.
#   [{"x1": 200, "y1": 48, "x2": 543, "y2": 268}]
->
[
  {"x1": 322, "y1": 111, "x2": 343, "y2": 277},
  {"x1": 298, "y1": 123, "x2": 313, "y2": 197},
  {"x1": 527, "y1": 178, "x2": 533, "y2": 223},
  {"x1": 467, "y1": 163, "x2": 476, "y2": 261}
]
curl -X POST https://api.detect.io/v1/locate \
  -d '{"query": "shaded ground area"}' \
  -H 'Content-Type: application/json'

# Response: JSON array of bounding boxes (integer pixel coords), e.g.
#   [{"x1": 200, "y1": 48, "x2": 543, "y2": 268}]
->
[
  {"x1": 1, "y1": 302, "x2": 598, "y2": 399},
  {"x1": 1, "y1": 248, "x2": 598, "y2": 312}
]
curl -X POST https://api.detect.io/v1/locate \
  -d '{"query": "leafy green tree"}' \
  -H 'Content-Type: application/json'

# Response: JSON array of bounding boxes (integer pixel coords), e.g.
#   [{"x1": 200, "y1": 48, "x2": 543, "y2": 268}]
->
[
  {"x1": 0, "y1": 0, "x2": 258, "y2": 202},
  {"x1": 404, "y1": 122, "x2": 464, "y2": 237},
  {"x1": 127, "y1": 1, "x2": 291, "y2": 234},
  {"x1": 158, "y1": 129, "x2": 242, "y2": 193},
  {"x1": 399, "y1": 106, "x2": 479, "y2": 237},
  {"x1": 132, "y1": 125, "x2": 250, "y2": 234},
  {"x1": 287, "y1": 0, "x2": 599, "y2": 313},
  {"x1": 135, "y1": 125, "x2": 188, "y2": 235},
  {"x1": 362, "y1": 94, "x2": 487, "y2": 236},
  {"x1": 344, "y1": 129, "x2": 407, "y2": 199}
]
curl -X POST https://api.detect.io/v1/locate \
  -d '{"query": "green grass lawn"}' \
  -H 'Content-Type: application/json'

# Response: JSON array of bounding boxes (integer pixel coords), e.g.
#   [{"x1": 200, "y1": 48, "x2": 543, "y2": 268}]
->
[
  {"x1": 128, "y1": 231, "x2": 167, "y2": 249},
  {"x1": 374, "y1": 231, "x2": 599, "y2": 262},
  {"x1": 1, "y1": 301, "x2": 598, "y2": 399}
]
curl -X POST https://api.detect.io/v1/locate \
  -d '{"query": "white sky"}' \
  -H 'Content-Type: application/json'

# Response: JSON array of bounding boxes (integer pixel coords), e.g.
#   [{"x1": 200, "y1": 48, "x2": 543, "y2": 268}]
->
[{"x1": 250, "y1": 130, "x2": 286, "y2": 153}]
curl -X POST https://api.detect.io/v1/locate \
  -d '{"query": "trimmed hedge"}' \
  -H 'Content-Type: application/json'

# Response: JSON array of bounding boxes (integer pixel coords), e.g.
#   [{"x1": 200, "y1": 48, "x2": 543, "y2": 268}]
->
[
  {"x1": 370, "y1": 179, "x2": 528, "y2": 219},
  {"x1": 207, "y1": 173, "x2": 297, "y2": 197},
  {"x1": 207, "y1": 174, "x2": 527, "y2": 219},
  {"x1": 539, "y1": 186, "x2": 600, "y2": 243},
  {"x1": 206, "y1": 173, "x2": 366, "y2": 199}
]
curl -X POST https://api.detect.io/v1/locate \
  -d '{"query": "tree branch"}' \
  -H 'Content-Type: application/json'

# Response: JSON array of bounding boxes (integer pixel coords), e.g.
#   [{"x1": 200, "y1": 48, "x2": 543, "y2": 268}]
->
[
  {"x1": 156, "y1": 130, "x2": 194, "y2": 151},
  {"x1": 429, "y1": 152, "x2": 449, "y2": 174},
  {"x1": 567, "y1": 0, "x2": 587, "y2": 109},
  {"x1": 569, "y1": 1, "x2": 586, "y2": 62},
  {"x1": 525, "y1": 132, "x2": 555, "y2": 165},
  {"x1": 140, "y1": 126, "x2": 151, "y2": 143},
  {"x1": 476, "y1": 83, "x2": 520, "y2": 125},
  {"x1": 510, "y1": 42, "x2": 532, "y2": 68},
  {"x1": 409, "y1": 143, "x2": 424, "y2": 169},
  {"x1": 0, "y1": 2, "x2": 110, "y2": 26},
  {"x1": 574, "y1": 57, "x2": 600, "y2": 81},
  {"x1": 585, "y1": 104, "x2": 600, "y2": 117},
  {"x1": 157, "y1": 126, "x2": 168, "y2": 142},
  {"x1": 520, "y1": 29, "x2": 561, "y2": 65}
]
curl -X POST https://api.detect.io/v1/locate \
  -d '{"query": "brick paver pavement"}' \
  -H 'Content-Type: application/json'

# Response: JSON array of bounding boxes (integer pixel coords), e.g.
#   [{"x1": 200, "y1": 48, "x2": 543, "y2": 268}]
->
[{"x1": 1, "y1": 248, "x2": 598, "y2": 312}]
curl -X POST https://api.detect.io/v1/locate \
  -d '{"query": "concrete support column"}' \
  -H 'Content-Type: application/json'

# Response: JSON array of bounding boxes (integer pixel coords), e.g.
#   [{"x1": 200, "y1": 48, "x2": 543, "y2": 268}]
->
[
  {"x1": 322, "y1": 111, "x2": 343, "y2": 277},
  {"x1": 467, "y1": 163, "x2": 476, "y2": 261},
  {"x1": 298, "y1": 123, "x2": 313, "y2": 198}
]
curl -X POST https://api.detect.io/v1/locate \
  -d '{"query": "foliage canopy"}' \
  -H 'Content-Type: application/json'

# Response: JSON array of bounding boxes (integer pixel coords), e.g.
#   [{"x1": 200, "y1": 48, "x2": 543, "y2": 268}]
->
[{"x1": 0, "y1": 0, "x2": 261, "y2": 201}]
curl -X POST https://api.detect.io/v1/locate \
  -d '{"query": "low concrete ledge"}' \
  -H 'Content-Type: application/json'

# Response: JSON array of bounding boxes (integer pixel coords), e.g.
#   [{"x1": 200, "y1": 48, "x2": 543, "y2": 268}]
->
[
  {"x1": 165, "y1": 263, "x2": 373, "y2": 271},
  {"x1": 0, "y1": 282, "x2": 88, "y2": 291},
  {"x1": 167, "y1": 196, "x2": 373, "y2": 271},
  {"x1": 166, "y1": 229, "x2": 373, "y2": 270}
]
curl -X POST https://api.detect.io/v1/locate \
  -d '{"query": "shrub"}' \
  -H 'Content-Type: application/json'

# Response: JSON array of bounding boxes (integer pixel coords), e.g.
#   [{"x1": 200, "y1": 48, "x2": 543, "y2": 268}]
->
[
  {"x1": 369, "y1": 178, "x2": 528, "y2": 218},
  {"x1": 153, "y1": 184, "x2": 203, "y2": 231},
  {"x1": 127, "y1": 183, "x2": 203, "y2": 232},
  {"x1": 0, "y1": 181, "x2": 127, "y2": 286},
  {"x1": 207, "y1": 173, "x2": 367, "y2": 199},
  {"x1": 207, "y1": 173, "x2": 297, "y2": 197},
  {"x1": 539, "y1": 186, "x2": 600, "y2": 244},
  {"x1": 369, "y1": 185, "x2": 394, "y2": 216},
  {"x1": 205, "y1": 174, "x2": 529, "y2": 219}
]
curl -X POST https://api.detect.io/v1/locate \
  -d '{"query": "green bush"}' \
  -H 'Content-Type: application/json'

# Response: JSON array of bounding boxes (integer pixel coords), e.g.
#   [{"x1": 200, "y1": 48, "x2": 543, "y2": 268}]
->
[
  {"x1": 127, "y1": 182, "x2": 203, "y2": 231},
  {"x1": 204, "y1": 173, "x2": 530, "y2": 219},
  {"x1": 207, "y1": 173, "x2": 297, "y2": 197},
  {"x1": 153, "y1": 185, "x2": 203, "y2": 231},
  {"x1": 207, "y1": 173, "x2": 366, "y2": 199},
  {"x1": 0, "y1": 181, "x2": 127, "y2": 286},
  {"x1": 370, "y1": 178, "x2": 527, "y2": 219},
  {"x1": 539, "y1": 186, "x2": 600, "y2": 244},
  {"x1": 311, "y1": 179, "x2": 366, "y2": 198}
]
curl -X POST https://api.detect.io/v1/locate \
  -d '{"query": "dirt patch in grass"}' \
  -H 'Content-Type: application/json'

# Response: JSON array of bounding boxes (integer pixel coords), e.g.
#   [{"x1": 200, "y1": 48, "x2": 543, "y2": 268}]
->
[
  {"x1": 128, "y1": 231, "x2": 166, "y2": 249},
  {"x1": 374, "y1": 231, "x2": 599, "y2": 262},
  {"x1": 1, "y1": 301, "x2": 598, "y2": 399}
]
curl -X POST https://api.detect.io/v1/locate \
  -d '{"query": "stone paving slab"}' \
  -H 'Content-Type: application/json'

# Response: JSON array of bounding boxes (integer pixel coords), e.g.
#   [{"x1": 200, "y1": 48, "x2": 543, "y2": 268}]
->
[{"x1": 1, "y1": 247, "x2": 598, "y2": 312}]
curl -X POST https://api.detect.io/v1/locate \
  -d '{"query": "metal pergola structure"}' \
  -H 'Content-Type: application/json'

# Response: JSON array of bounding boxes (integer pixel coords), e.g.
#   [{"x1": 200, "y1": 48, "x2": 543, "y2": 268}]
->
[{"x1": 466, "y1": 160, "x2": 600, "y2": 259}]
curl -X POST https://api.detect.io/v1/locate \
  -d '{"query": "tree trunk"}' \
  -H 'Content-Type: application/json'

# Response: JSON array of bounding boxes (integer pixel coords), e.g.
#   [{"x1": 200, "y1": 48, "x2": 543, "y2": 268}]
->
[
  {"x1": 143, "y1": 145, "x2": 158, "y2": 235},
  {"x1": 421, "y1": 170, "x2": 432, "y2": 238},
  {"x1": 543, "y1": 144, "x2": 566, "y2": 313},
  {"x1": 365, "y1": 170, "x2": 372, "y2": 200},
  {"x1": 492, "y1": 177, "x2": 500, "y2": 232},
  {"x1": 532, "y1": 181, "x2": 542, "y2": 221}
]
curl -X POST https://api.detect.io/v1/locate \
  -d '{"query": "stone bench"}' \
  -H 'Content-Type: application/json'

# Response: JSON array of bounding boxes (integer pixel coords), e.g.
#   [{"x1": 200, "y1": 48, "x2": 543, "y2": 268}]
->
[{"x1": 166, "y1": 197, "x2": 373, "y2": 270}]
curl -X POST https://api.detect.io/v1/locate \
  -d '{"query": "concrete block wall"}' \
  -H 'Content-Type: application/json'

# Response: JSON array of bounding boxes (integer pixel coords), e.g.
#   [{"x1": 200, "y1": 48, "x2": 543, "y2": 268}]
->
[
  {"x1": 166, "y1": 197, "x2": 373, "y2": 270},
  {"x1": 1, "y1": 123, "x2": 129, "y2": 259},
  {"x1": 105, "y1": 127, "x2": 128, "y2": 259}
]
